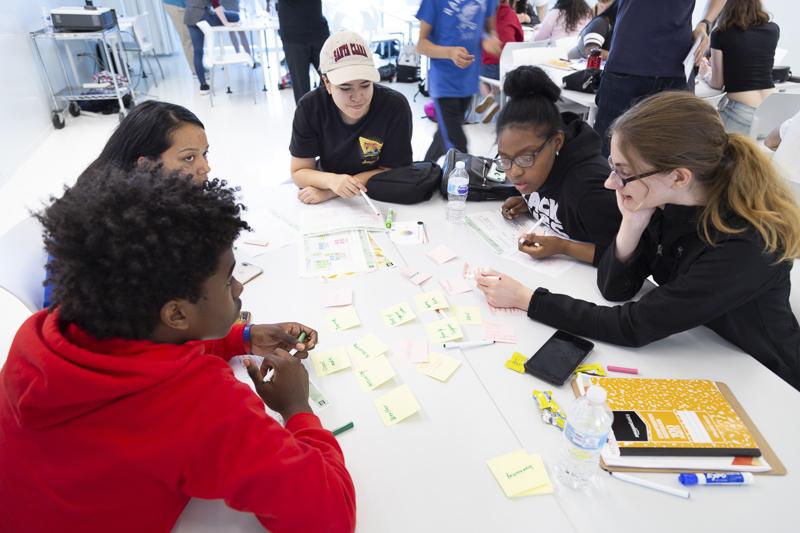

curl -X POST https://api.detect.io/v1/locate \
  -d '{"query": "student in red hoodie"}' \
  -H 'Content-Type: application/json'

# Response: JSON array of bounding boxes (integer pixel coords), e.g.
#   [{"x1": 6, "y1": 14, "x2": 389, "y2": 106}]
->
[
  {"x1": 477, "y1": 0, "x2": 524, "y2": 122},
  {"x1": 0, "y1": 165, "x2": 357, "y2": 533}
]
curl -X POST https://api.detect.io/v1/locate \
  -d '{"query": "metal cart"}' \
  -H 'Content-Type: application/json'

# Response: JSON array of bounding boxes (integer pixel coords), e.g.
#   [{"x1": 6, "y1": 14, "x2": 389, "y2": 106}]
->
[{"x1": 30, "y1": 25, "x2": 136, "y2": 129}]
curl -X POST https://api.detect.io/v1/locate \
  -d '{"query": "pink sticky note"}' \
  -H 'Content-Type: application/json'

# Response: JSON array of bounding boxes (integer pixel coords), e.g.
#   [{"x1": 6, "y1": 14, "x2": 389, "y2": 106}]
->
[
  {"x1": 395, "y1": 339, "x2": 429, "y2": 363},
  {"x1": 441, "y1": 278, "x2": 473, "y2": 295},
  {"x1": 322, "y1": 288, "x2": 353, "y2": 307},
  {"x1": 427, "y1": 245, "x2": 457, "y2": 265},
  {"x1": 488, "y1": 305, "x2": 526, "y2": 317},
  {"x1": 402, "y1": 268, "x2": 432, "y2": 285},
  {"x1": 483, "y1": 321, "x2": 517, "y2": 343}
]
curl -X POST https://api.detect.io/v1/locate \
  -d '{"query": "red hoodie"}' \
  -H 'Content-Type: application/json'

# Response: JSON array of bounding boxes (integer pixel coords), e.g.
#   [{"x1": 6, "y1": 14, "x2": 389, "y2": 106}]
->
[
  {"x1": 0, "y1": 310, "x2": 356, "y2": 533},
  {"x1": 483, "y1": 3, "x2": 524, "y2": 65}
]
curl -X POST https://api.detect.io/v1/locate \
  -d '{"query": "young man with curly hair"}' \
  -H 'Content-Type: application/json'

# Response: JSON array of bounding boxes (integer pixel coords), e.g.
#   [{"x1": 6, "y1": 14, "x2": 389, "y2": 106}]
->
[{"x1": 0, "y1": 165, "x2": 356, "y2": 533}]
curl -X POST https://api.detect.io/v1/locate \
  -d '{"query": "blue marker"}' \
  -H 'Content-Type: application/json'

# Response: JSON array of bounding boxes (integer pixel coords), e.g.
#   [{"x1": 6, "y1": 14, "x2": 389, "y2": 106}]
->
[{"x1": 678, "y1": 472, "x2": 755, "y2": 486}]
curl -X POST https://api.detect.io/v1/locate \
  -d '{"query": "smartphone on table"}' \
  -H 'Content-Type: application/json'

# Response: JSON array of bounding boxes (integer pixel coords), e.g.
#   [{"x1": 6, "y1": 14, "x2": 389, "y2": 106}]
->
[{"x1": 524, "y1": 330, "x2": 594, "y2": 386}]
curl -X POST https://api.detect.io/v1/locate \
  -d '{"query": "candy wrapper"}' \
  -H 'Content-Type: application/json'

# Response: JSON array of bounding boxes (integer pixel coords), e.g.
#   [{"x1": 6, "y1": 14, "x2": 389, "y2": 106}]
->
[{"x1": 532, "y1": 389, "x2": 566, "y2": 430}]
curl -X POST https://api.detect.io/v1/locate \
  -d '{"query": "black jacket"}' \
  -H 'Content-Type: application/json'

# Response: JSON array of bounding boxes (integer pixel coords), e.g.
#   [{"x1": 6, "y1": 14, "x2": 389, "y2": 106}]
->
[
  {"x1": 523, "y1": 112, "x2": 621, "y2": 265},
  {"x1": 528, "y1": 205, "x2": 800, "y2": 390}
]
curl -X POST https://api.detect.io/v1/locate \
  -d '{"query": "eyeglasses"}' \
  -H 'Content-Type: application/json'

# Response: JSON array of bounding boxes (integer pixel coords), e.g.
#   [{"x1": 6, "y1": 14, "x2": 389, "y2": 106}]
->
[
  {"x1": 607, "y1": 156, "x2": 664, "y2": 186},
  {"x1": 493, "y1": 136, "x2": 554, "y2": 171}
]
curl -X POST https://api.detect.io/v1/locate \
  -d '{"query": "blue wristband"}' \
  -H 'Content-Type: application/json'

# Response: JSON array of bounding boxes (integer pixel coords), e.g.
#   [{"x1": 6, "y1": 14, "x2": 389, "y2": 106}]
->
[{"x1": 243, "y1": 323, "x2": 253, "y2": 352}]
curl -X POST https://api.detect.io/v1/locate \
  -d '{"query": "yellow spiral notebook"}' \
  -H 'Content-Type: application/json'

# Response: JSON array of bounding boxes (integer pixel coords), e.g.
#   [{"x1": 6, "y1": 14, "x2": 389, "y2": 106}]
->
[{"x1": 576, "y1": 376, "x2": 760, "y2": 457}]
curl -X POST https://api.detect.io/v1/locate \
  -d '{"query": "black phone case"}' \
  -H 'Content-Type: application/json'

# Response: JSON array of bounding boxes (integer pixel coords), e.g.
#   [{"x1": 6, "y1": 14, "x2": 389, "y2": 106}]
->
[{"x1": 524, "y1": 330, "x2": 594, "y2": 385}]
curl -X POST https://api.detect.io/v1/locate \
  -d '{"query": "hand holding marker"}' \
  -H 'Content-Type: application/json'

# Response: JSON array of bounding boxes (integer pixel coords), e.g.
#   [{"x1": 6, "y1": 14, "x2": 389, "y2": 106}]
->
[
  {"x1": 519, "y1": 217, "x2": 546, "y2": 248},
  {"x1": 263, "y1": 331, "x2": 308, "y2": 383}
]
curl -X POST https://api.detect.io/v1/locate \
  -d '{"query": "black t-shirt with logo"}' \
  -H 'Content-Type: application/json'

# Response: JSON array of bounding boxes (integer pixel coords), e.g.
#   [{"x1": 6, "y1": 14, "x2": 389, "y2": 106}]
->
[{"x1": 289, "y1": 83, "x2": 413, "y2": 176}]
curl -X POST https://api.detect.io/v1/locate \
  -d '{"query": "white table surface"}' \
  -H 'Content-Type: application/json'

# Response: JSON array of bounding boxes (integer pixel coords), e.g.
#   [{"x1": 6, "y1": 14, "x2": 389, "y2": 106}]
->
[{"x1": 172, "y1": 186, "x2": 798, "y2": 532}]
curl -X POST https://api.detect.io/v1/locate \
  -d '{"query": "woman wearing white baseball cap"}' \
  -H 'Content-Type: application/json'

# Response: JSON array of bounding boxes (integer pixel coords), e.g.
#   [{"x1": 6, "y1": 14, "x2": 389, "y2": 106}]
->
[{"x1": 289, "y1": 31, "x2": 414, "y2": 204}]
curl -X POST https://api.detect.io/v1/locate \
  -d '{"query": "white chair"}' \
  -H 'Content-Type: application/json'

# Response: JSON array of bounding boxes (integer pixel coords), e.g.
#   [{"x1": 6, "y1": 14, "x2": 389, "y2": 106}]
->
[
  {"x1": 121, "y1": 14, "x2": 165, "y2": 86},
  {"x1": 197, "y1": 20, "x2": 257, "y2": 107},
  {"x1": 0, "y1": 217, "x2": 48, "y2": 313},
  {"x1": 498, "y1": 40, "x2": 553, "y2": 105},
  {"x1": 748, "y1": 93, "x2": 800, "y2": 140}
]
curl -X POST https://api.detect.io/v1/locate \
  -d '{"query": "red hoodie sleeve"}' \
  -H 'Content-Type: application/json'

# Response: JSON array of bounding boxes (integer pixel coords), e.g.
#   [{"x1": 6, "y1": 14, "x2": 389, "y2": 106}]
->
[
  {"x1": 180, "y1": 367, "x2": 356, "y2": 533},
  {"x1": 200, "y1": 322, "x2": 247, "y2": 361}
]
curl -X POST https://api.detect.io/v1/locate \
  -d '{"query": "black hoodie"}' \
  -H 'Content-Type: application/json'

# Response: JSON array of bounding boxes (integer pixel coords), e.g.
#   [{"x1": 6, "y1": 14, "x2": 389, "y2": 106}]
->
[
  {"x1": 522, "y1": 112, "x2": 621, "y2": 265},
  {"x1": 528, "y1": 204, "x2": 800, "y2": 391}
]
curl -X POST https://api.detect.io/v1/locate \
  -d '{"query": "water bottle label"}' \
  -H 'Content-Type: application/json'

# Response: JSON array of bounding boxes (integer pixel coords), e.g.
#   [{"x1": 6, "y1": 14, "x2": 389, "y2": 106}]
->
[
  {"x1": 447, "y1": 181, "x2": 469, "y2": 195},
  {"x1": 564, "y1": 424, "x2": 609, "y2": 451}
]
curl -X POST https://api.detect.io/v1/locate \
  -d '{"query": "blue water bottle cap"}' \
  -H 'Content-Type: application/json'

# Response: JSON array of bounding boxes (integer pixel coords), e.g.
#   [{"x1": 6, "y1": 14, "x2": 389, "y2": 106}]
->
[{"x1": 678, "y1": 473, "x2": 699, "y2": 486}]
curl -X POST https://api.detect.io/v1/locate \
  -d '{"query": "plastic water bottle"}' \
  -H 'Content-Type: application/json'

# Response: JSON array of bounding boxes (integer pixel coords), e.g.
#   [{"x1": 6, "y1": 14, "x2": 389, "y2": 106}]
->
[
  {"x1": 555, "y1": 385, "x2": 614, "y2": 489},
  {"x1": 446, "y1": 161, "x2": 469, "y2": 224}
]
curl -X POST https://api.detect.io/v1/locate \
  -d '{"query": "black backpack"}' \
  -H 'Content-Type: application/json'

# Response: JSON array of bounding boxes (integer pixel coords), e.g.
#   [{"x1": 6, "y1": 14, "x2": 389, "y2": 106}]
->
[
  {"x1": 366, "y1": 162, "x2": 443, "y2": 204},
  {"x1": 439, "y1": 149, "x2": 517, "y2": 201}
]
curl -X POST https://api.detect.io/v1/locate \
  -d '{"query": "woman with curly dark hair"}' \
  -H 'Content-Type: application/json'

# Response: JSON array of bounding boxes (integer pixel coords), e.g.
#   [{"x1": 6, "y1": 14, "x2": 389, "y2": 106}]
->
[
  {"x1": 0, "y1": 164, "x2": 357, "y2": 533},
  {"x1": 534, "y1": 0, "x2": 593, "y2": 42}
]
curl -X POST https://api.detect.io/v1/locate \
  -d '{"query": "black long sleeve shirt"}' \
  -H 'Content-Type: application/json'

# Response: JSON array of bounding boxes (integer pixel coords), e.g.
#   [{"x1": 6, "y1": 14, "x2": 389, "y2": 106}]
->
[{"x1": 528, "y1": 205, "x2": 800, "y2": 391}]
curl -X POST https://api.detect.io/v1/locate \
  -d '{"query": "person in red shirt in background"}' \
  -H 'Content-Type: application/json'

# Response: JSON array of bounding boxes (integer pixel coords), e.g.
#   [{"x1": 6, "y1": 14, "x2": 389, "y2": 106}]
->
[
  {"x1": 477, "y1": 0, "x2": 524, "y2": 123},
  {"x1": 0, "y1": 165, "x2": 356, "y2": 533}
]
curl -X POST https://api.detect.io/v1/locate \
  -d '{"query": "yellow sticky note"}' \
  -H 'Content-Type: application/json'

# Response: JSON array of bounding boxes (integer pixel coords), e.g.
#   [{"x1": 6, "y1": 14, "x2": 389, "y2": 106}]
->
[
  {"x1": 515, "y1": 455, "x2": 554, "y2": 496},
  {"x1": 452, "y1": 306, "x2": 483, "y2": 325},
  {"x1": 311, "y1": 347, "x2": 352, "y2": 377},
  {"x1": 487, "y1": 450, "x2": 552, "y2": 498},
  {"x1": 425, "y1": 318, "x2": 463, "y2": 343},
  {"x1": 417, "y1": 352, "x2": 462, "y2": 382},
  {"x1": 380, "y1": 302, "x2": 416, "y2": 327},
  {"x1": 354, "y1": 355, "x2": 396, "y2": 391},
  {"x1": 374, "y1": 384, "x2": 421, "y2": 426},
  {"x1": 505, "y1": 352, "x2": 527, "y2": 374},
  {"x1": 414, "y1": 290, "x2": 450, "y2": 312},
  {"x1": 347, "y1": 333, "x2": 389, "y2": 363},
  {"x1": 324, "y1": 306, "x2": 360, "y2": 332}
]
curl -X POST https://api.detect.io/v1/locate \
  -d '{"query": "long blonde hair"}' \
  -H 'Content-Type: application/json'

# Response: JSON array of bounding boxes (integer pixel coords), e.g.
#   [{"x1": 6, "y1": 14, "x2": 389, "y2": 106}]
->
[{"x1": 611, "y1": 91, "x2": 800, "y2": 262}]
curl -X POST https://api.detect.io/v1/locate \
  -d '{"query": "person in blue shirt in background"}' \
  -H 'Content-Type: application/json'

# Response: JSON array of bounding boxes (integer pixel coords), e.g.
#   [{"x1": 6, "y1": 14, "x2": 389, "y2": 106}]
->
[
  {"x1": 416, "y1": 0, "x2": 503, "y2": 162},
  {"x1": 592, "y1": 0, "x2": 728, "y2": 156}
]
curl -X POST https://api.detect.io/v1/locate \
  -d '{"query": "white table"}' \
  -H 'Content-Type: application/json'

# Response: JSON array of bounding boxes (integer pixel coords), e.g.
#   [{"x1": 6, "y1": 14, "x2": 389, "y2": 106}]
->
[{"x1": 174, "y1": 187, "x2": 798, "y2": 532}]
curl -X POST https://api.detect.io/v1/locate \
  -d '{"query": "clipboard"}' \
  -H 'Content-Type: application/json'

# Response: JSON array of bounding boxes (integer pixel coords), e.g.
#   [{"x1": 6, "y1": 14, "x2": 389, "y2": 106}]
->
[{"x1": 571, "y1": 379, "x2": 786, "y2": 475}]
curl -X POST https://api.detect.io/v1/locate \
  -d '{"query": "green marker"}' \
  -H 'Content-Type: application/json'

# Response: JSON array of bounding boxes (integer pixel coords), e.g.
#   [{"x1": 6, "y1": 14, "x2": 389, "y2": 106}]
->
[
  {"x1": 332, "y1": 421, "x2": 354, "y2": 436},
  {"x1": 289, "y1": 331, "x2": 308, "y2": 356},
  {"x1": 385, "y1": 208, "x2": 395, "y2": 229}
]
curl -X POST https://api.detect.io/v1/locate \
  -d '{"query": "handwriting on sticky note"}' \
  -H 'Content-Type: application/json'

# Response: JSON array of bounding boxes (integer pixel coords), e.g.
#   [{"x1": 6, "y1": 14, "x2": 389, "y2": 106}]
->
[
  {"x1": 401, "y1": 268, "x2": 432, "y2": 285},
  {"x1": 347, "y1": 333, "x2": 389, "y2": 363},
  {"x1": 324, "y1": 306, "x2": 360, "y2": 332},
  {"x1": 414, "y1": 290, "x2": 449, "y2": 312},
  {"x1": 394, "y1": 339, "x2": 428, "y2": 363},
  {"x1": 425, "y1": 318, "x2": 463, "y2": 343},
  {"x1": 513, "y1": 455, "x2": 554, "y2": 496},
  {"x1": 322, "y1": 288, "x2": 353, "y2": 307},
  {"x1": 440, "y1": 278, "x2": 473, "y2": 295},
  {"x1": 427, "y1": 244, "x2": 457, "y2": 264},
  {"x1": 380, "y1": 303, "x2": 416, "y2": 327},
  {"x1": 374, "y1": 384, "x2": 421, "y2": 426},
  {"x1": 417, "y1": 352, "x2": 461, "y2": 382},
  {"x1": 355, "y1": 355, "x2": 396, "y2": 391},
  {"x1": 311, "y1": 347, "x2": 352, "y2": 377},
  {"x1": 483, "y1": 321, "x2": 517, "y2": 343},
  {"x1": 452, "y1": 306, "x2": 482, "y2": 325},
  {"x1": 487, "y1": 450, "x2": 552, "y2": 498}
]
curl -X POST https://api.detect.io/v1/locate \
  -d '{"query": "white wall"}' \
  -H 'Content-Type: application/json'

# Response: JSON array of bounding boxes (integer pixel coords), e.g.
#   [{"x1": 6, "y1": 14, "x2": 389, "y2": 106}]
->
[{"x1": 0, "y1": 0, "x2": 85, "y2": 188}]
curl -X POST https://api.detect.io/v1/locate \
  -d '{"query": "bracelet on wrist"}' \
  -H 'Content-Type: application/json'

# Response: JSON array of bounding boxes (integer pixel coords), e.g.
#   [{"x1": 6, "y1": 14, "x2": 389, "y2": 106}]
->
[{"x1": 243, "y1": 323, "x2": 253, "y2": 354}]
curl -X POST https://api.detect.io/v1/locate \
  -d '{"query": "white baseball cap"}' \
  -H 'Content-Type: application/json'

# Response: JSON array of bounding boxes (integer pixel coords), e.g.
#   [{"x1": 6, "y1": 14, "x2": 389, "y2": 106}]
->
[{"x1": 319, "y1": 31, "x2": 379, "y2": 85}]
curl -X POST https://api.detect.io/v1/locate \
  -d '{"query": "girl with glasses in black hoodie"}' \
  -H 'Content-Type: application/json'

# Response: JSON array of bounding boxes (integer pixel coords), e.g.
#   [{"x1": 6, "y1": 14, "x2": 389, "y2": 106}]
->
[{"x1": 497, "y1": 66, "x2": 621, "y2": 265}]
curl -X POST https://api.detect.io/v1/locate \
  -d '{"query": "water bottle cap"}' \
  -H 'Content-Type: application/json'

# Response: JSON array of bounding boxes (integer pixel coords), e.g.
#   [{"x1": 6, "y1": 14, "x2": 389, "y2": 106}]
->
[
  {"x1": 455, "y1": 161, "x2": 466, "y2": 169},
  {"x1": 586, "y1": 385, "x2": 607, "y2": 405}
]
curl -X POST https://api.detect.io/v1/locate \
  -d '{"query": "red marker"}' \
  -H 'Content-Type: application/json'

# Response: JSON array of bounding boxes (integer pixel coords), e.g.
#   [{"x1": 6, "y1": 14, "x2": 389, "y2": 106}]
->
[{"x1": 607, "y1": 365, "x2": 638, "y2": 375}]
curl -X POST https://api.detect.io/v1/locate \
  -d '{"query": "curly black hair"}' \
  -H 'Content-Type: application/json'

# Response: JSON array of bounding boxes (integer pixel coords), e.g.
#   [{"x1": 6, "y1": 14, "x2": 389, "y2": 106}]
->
[{"x1": 37, "y1": 164, "x2": 250, "y2": 340}]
